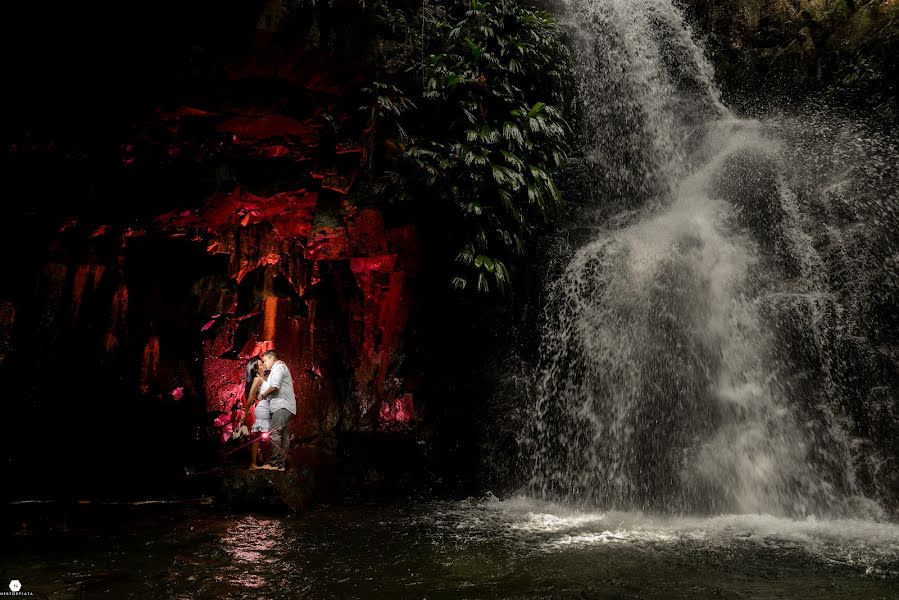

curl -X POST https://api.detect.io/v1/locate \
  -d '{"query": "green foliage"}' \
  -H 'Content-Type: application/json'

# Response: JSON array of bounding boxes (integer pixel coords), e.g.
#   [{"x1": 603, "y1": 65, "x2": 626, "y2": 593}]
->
[{"x1": 363, "y1": 0, "x2": 570, "y2": 294}]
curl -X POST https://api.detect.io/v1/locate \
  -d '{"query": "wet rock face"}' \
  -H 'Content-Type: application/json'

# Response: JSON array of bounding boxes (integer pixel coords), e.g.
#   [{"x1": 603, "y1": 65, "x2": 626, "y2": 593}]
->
[
  {"x1": 713, "y1": 151, "x2": 782, "y2": 247},
  {"x1": 682, "y1": 0, "x2": 899, "y2": 113},
  {"x1": 216, "y1": 467, "x2": 316, "y2": 513},
  {"x1": 2, "y1": 5, "x2": 432, "y2": 500}
]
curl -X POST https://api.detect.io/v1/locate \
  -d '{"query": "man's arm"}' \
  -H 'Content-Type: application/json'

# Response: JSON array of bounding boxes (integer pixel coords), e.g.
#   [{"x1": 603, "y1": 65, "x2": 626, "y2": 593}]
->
[{"x1": 261, "y1": 363, "x2": 285, "y2": 399}]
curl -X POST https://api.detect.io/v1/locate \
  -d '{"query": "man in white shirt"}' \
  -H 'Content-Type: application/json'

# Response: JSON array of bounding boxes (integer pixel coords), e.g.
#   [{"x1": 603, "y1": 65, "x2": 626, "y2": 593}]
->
[{"x1": 259, "y1": 349, "x2": 297, "y2": 471}]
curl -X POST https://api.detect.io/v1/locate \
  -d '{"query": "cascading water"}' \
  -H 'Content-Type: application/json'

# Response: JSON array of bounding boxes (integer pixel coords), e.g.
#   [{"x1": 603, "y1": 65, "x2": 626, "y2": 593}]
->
[{"x1": 529, "y1": 0, "x2": 899, "y2": 518}]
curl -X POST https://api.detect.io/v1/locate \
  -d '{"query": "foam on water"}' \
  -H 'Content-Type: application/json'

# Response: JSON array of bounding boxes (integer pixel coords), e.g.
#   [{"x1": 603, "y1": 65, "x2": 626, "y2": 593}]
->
[{"x1": 440, "y1": 496, "x2": 899, "y2": 575}]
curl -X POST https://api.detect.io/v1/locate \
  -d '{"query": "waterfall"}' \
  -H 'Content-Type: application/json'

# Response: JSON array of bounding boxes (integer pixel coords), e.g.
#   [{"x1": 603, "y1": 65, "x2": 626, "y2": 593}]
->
[{"x1": 529, "y1": 0, "x2": 899, "y2": 517}]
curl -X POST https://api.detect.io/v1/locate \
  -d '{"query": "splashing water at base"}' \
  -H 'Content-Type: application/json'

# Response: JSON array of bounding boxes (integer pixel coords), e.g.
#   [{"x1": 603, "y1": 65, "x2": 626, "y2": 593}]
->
[
  {"x1": 463, "y1": 496, "x2": 899, "y2": 573},
  {"x1": 528, "y1": 0, "x2": 899, "y2": 518}
]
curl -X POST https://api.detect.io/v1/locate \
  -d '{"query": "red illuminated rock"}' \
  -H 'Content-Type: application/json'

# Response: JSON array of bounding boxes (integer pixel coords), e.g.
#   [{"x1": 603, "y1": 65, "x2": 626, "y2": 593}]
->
[{"x1": 23, "y1": 24, "x2": 424, "y2": 470}]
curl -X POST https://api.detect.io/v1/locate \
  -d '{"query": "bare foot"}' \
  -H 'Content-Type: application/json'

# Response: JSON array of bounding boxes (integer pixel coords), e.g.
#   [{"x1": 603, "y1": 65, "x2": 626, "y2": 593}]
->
[{"x1": 250, "y1": 465, "x2": 262, "y2": 470}]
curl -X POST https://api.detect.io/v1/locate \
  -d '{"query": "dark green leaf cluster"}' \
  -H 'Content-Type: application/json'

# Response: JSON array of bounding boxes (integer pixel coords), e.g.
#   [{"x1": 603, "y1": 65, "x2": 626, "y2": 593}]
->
[{"x1": 363, "y1": 0, "x2": 571, "y2": 294}]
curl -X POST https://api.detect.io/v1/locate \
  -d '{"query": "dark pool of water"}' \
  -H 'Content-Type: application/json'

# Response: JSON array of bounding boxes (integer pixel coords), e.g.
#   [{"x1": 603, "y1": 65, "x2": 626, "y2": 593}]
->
[{"x1": 3, "y1": 496, "x2": 898, "y2": 599}]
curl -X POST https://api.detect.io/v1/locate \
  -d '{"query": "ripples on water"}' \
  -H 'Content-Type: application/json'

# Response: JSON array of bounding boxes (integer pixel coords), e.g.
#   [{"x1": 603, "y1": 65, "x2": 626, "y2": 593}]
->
[{"x1": 4, "y1": 496, "x2": 898, "y2": 599}]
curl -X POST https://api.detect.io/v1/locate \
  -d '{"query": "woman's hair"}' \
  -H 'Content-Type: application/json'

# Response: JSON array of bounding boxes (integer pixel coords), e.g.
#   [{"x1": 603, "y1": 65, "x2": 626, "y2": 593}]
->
[{"x1": 245, "y1": 356, "x2": 261, "y2": 385}]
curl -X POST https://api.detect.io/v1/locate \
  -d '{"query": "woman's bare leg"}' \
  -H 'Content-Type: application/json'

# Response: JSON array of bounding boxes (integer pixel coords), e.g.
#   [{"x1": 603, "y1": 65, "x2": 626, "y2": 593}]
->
[{"x1": 250, "y1": 439, "x2": 260, "y2": 469}]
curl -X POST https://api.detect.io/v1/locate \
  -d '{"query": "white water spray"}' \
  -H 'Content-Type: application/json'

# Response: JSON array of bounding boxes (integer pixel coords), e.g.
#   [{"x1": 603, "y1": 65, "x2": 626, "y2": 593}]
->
[{"x1": 529, "y1": 0, "x2": 899, "y2": 517}]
